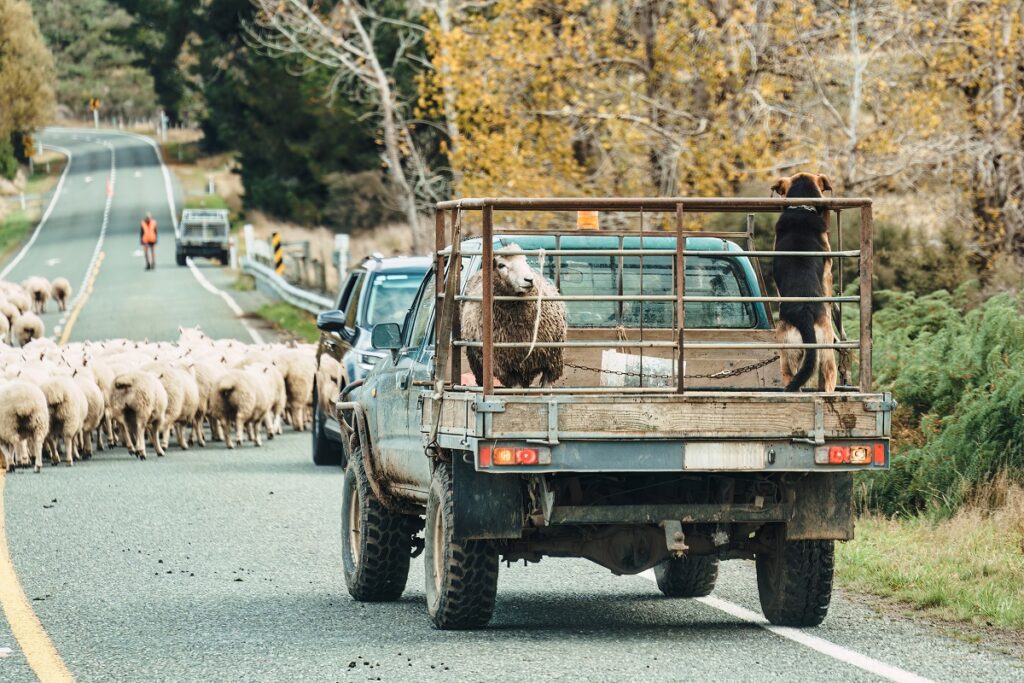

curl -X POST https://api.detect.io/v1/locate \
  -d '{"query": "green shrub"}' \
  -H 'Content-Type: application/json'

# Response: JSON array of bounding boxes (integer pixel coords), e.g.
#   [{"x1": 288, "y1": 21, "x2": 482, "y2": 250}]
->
[{"x1": 861, "y1": 289, "x2": 1024, "y2": 516}]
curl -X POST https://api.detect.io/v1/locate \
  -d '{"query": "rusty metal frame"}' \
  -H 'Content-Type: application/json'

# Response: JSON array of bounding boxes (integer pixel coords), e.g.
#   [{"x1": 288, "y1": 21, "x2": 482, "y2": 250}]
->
[{"x1": 434, "y1": 196, "x2": 875, "y2": 397}]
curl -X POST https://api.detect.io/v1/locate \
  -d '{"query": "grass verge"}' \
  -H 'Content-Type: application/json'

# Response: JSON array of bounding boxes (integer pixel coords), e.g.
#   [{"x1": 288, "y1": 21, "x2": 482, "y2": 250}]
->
[
  {"x1": 256, "y1": 301, "x2": 319, "y2": 343},
  {"x1": 837, "y1": 492, "x2": 1024, "y2": 634},
  {"x1": 0, "y1": 209, "x2": 33, "y2": 262}
]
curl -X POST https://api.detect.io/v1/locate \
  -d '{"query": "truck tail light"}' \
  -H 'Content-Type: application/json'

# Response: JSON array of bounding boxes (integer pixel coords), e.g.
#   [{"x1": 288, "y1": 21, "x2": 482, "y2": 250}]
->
[
  {"x1": 478, "y1": 445, "x2": 549, "y2": 468},
  {"x1": 828, "y1": 446, "x2": 849, "y2": 464},
  {"x1": 516, "y1": 448, "x2": 538, "y2": 465},
  {"x1": 814, "y1": 442, "x2": 887, "y2": 466},
  {"x1": 493, "y1": 447, "x2": 515, "y2": 466}
]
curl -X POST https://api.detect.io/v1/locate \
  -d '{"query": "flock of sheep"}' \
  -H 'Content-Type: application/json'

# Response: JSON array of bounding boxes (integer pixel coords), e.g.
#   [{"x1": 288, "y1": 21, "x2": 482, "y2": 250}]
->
[
  {"x1": 0, "y1": 304, "x2": 316, "y2": 472},
  {"x1": 0, "y1": 276, "x2": 71, "y2": 346}
]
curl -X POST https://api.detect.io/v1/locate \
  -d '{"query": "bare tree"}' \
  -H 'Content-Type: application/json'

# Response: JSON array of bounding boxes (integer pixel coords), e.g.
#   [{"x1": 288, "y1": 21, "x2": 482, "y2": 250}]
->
[{"x1": 248, "y1": 0, "x2": 444, "y2": 253}]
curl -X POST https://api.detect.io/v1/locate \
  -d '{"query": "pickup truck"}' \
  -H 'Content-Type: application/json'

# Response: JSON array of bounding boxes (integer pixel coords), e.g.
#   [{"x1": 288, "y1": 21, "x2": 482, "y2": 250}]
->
[
  {"x1": 175, "y1": 208, "x2": 231, "y2": 266},
  {"x1": 337, "y1": 196, "x2": 892, "y2": 631}
]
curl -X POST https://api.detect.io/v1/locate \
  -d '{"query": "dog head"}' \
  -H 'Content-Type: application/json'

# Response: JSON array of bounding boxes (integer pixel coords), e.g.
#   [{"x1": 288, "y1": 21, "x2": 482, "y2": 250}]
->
[{"x1": 770, "y1": 172, "x2": 832, "y2": 198}]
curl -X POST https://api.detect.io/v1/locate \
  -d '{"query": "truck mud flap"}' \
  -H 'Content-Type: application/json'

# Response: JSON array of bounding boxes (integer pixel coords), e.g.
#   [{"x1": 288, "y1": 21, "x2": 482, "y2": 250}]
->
[
  {"x1": 452, "y1": 454, "x2": 523, "y2": 541},
  {"x1": 785, "y1": 473, "x2": 854, "y2": 541}
]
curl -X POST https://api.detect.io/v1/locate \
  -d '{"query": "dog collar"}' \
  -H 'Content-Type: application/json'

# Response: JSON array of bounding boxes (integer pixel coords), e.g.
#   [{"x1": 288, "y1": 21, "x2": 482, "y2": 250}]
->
[{"x1": 783, "y1": 204, "x2": 820, "y2": 213}]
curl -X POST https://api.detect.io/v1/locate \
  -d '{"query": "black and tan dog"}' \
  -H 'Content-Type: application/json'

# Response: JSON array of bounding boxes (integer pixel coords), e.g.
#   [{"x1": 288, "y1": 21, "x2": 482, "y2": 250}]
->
[{"x1": 770, "y1": 172, "x2": 837, "y2": 392}]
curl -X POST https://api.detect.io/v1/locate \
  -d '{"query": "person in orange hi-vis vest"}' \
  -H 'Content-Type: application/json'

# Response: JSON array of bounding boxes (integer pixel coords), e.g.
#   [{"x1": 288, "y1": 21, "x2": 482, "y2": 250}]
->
[{"x1": 140, "y1": 212, "x2": 158, "y2": 270}]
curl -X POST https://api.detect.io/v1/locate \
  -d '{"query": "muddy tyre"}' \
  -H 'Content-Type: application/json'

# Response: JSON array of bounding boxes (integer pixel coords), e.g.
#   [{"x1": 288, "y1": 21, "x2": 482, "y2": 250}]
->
[
  {"x1": 175, "y1": 250, "x2": 186, "y2": 267},
  {"x1": 424, "y1": 460, "x2": 498, "y2": 630},
  {"x1": 341, "y1": 447, "x2": 413, "y2": 601},
  {"x1": 756, "y1": 534, "x2": 833, "y2": 627},
  {"x1": 653, "y1": 555, "x2": 718, "y2": 598}
]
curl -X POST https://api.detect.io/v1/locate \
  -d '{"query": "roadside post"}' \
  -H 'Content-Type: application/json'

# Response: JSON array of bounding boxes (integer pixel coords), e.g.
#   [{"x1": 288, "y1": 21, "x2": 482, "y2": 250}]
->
[
  {"x1": 272, "y1": 232, "x2": 285, "y2": 275},
  {"x1": 90, "y1": 98, "x2": 101, "y2": 128},
  {"x1": 333, "y1": 234, "x2": 350, "y2": 286}
]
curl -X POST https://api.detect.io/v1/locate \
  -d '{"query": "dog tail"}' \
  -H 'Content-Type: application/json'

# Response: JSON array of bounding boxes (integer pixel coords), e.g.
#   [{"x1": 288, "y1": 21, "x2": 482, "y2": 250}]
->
[{"x1": 786, "y1": 309, "x2": 818, "y2": 392}]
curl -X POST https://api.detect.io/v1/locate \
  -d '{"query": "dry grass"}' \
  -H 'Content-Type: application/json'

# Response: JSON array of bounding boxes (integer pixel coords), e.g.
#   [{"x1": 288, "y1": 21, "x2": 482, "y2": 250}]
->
[
  {"x1": 245, "y1": 210, "x2": 415, "y2": 293},
  {"x1": 837, "y1": 480, "x2": 1024, "y2": 632}
]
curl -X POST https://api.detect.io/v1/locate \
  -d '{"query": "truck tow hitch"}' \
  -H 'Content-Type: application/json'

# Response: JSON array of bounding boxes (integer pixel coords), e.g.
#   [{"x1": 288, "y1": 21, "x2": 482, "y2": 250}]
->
[{"x1": 661, "y1": 520, "x2": 688, "y2": 557}]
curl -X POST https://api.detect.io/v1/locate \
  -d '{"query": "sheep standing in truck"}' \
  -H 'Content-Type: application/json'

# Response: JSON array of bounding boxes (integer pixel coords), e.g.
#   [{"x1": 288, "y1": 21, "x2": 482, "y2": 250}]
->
[{"x1": 462, "y1": 244, "x2": 567, "y2": 388}]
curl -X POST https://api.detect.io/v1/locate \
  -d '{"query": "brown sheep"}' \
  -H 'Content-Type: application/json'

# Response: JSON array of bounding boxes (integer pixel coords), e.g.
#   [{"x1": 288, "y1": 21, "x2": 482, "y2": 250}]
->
[{"x1": 462, "y1": 244, "x2": 567, "y2": 388}]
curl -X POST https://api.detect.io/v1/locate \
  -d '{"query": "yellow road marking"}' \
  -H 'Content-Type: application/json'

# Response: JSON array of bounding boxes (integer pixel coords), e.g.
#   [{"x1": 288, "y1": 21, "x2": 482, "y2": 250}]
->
[
  {"x1": 58, "y1": 252, "x2": 105, "y2": 346},
  {"x1": 0, "y1": 469, "x2": 75, "y2": 682}
]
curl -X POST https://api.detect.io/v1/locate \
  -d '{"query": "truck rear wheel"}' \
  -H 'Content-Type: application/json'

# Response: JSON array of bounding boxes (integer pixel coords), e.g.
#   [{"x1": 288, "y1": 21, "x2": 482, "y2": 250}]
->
[
  {"x1": 756, "y1": 532, "x2": 834, "y2": 627},
  {"x1": 653, "y1": 555, "x2": 718, "y2": 598},
  {"x1": 176, "y1": 250, "x2": 186, "y2": 267},
  {"x1": 424, "y1": 460, "x2": 498, "y2": 630},
  {"x1": 340, "y1": 447, "x2": 413, "y2": 601}
]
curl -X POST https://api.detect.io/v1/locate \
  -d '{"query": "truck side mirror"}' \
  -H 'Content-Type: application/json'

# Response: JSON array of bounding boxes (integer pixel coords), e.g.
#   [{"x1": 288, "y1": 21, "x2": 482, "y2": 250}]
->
[
  {"x1": 316, "y1": 309, "x2": 347, "y2": 333},
  {"x1": 371, "y1": 323, "x2": 402, "y2": 361}
]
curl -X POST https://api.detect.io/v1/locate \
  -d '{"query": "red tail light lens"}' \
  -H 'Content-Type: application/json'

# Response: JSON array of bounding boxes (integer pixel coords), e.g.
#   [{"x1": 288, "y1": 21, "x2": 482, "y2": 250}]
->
[
  {"x1": 874, "y1": 443, "x2": 886, "y2": 466},
  {"x1": 828, "y1": 446, "x2": 849, "y2": 464},
  {"x1": 516, "y1": 448, "x2": 538, "y2": 465}
]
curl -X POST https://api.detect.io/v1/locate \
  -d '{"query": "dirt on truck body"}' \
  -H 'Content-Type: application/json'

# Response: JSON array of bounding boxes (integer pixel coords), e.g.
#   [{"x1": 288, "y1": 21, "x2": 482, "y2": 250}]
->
[{"x1": 338, "y1": 196, "x2": 892, "y2": 630}]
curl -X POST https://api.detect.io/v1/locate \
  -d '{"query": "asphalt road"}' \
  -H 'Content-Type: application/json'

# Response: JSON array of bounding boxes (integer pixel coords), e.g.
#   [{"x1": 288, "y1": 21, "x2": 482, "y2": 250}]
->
[{"x1": 1, "y1": 130, "x2": 1022, "y2": 682}]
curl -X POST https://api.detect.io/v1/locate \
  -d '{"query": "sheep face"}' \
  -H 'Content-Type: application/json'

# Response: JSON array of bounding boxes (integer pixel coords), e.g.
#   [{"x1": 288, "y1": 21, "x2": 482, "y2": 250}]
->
[{"x1": 493, "y1": 247, "x2": 536, "y2": 295}]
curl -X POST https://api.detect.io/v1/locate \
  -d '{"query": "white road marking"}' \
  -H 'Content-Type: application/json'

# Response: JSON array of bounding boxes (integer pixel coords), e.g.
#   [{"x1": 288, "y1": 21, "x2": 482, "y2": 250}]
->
[
  {"x1": 0, "y1": 144, "x2": 73, "y2": 280},
  {"x1": 186, "y1": 257, "x2": 264, "y2": 344},
  {"x1": 638, "y1": 570, "x2": 934, "y2": 683},
  {"x1": 84, "y1": 176, "x2": 93, "y2": 184},
  {"x1": 134, "y1": 171, "x2": 141, "y2": 178},
  {"x1": 45, "y1": 258, "x2": 60, "y2": 267}
]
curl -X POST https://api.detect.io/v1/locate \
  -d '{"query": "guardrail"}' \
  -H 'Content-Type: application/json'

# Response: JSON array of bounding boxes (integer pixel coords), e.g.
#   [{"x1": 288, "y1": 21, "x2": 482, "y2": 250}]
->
[{"x1": 240, "y1": 256, "x2": 333, "y2": 314}]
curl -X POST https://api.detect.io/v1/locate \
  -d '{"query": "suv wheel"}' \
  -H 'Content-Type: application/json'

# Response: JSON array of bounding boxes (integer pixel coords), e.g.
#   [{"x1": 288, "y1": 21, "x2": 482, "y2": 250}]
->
[
  {"x1": 424, "y1": 460, "x2": 498, "y2": 629},
  {"x1": 653, "y1": 555, "x2": 718, "y2": 598},
  {"x1": 756, "y1": 529, "x2": 834, "y2": 627},
  {"x1": 340, "y1": 447, "x2": 415, "y2": 601},
  {"x1": 311, "y1": 383, "x2": 342, "y2": 466}
]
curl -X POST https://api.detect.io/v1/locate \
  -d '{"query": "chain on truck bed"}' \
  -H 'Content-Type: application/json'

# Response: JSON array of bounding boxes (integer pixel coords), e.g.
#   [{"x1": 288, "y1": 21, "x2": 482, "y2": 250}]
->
[{"x1": 564, "y1": 355, "x2": 779, "y2": 380}]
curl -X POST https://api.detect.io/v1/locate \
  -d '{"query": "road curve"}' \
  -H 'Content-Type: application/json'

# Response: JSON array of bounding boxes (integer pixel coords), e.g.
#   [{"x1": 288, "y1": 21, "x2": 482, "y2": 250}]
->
[{"x1": 0, "y1": 130, "x2": 1021, "y2": 683}]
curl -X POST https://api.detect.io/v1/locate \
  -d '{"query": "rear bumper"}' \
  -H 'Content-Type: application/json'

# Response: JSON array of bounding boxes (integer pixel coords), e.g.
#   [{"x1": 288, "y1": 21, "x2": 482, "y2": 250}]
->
[
  {"x1": 177, "y1": 242, "x2": 228, "y2": 256},
  {"x1": 472, "y1": 438, "x2": 889, "y2": 474}
]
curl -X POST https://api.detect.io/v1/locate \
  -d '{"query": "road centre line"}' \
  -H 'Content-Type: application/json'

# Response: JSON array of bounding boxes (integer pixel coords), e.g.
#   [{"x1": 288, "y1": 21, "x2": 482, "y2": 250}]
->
[
  {"x1": 0, "y1": 144, "x2": 73, "y2": 280},
  {"x1": 638, "y1": 570, "x2": 934, "y2": 683},
  {"x1": 58, "y1": 252, "x2": 105, "y2": 346},
  {"x1": 0, "y1": 471, "x2": 75, "y2": 682}
]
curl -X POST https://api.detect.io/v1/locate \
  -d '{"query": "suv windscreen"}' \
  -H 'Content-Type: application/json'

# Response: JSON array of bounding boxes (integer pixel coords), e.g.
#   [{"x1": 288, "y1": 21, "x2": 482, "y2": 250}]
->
[{"x1": 364, "y1": 273, "x2": 425, "y2": 327}]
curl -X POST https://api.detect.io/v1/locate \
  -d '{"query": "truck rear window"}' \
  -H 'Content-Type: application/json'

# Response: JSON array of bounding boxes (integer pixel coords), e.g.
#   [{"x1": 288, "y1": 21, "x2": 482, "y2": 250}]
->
[{"x1": 531, "y1": 255, "x2": 756, "y2": 329}]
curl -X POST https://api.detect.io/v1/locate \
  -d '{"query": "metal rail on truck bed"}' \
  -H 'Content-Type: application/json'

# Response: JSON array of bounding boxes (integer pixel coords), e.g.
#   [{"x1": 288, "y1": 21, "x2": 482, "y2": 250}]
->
[{"x1": 420, "y1": 196, "x2": 889, "y2": 478}]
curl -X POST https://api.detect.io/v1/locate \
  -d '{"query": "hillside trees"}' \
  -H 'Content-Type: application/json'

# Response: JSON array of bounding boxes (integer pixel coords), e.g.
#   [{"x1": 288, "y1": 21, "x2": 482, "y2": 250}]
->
[
  {"x1": 30, "y1": 0, "x2": 156, "y2": 120},
  {"x1": 249, "y1": 0, "x2": 447, "y2": 251},
  {"x1": 0, "y1": 0, "x2": 55, "y2": 179}
]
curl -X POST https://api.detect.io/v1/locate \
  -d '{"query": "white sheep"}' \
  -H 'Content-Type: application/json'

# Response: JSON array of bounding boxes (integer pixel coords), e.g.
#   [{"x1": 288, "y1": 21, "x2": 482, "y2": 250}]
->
[
  {"x1": 212, "y1": 369, "x2": 270, "y2": 448},
  {"x1": 40, "y1": 375, "x2": 88, "y2": 466},
  {"x1": 22, "y1": 277, "x2": 51, "y2": 314},
  {"x1": 0, "y1": 380, "x2": 49, "y2": 472},
  {"x1": 110, "y1": 370, "x2": 168, "y2": 459},
  {"x1": 277, "y1": 349, "x2": 315, "y2": 431},
  {"x1": 12, "y1": 312, "x2": 44, "y2": 347},
  {"x1": 50, "y1": 278, "x2": 72, "y2": 312}
]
